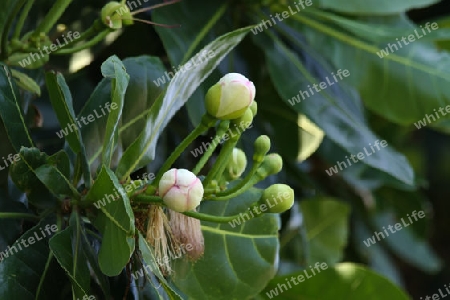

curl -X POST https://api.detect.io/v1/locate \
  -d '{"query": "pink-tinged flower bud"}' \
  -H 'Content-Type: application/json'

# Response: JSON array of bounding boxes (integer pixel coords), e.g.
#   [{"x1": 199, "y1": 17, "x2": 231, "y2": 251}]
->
[
  {"x1": 205, "y1": 73, "x2": 256, "y2": 120},
  {"x1": 159, "y1": 169, "x2": 204, "y2": 212}
]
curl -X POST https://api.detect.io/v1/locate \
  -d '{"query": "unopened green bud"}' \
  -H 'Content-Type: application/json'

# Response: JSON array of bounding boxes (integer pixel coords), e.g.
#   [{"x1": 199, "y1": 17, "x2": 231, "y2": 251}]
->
[
  {"x1": 205, "y1": 73, "x2": 255, "y2": 120},
  {"x1": 259, "y1": 184, "x2": 294, "y2": 213},
  {"x1": 224, "y1": 148, "x2": 247, "y2": 180},
  {"x1": 256, "y1": 153, "x2": 283, "y2": 178},
  {"x1": 159, "y1": 169, "x2": 204, "y2": 212},
  {"x1": 231, "y1": 108, "x2": 253, "y2": 129},
  {"x1": 101, "y1": 1, "x2": 133, "y2": 29},
  {"x1": 253, "y1": 135, "x2": 271, "y2": 163},
  {"x1": 250, "y1": 101, "x2": 257, "y2": 116}
]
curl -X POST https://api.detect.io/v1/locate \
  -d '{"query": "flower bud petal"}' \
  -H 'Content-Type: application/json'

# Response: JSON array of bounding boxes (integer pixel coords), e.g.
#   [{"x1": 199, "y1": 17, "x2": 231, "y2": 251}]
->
[
  {"x1": 205, "y1": 73, "x2": 255, "y2": 120},
  {"x1": 260, "y1": 184, "x2": 294, "y2": 213},
  {"x1": 159, "y1": 169, "x2": 204, "y2": 212}
]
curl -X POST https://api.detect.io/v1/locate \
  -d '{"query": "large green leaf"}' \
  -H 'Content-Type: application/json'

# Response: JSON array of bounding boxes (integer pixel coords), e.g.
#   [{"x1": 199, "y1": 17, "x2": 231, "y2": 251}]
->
[
  {"x1": 262, "y1": 263, "x2": 410, "y2": 299},
  {"x1": 116, "y1": 27, "x2": 253, "y2": 180},
  {"x1": 293, "y1": 13, "x2": 450, "y2": 126},
  {"x1": 171, "y1": 188, "x2": 280, "y2": 300},
  {"x1": 0, "y1": 218, "x2": 63, "y2": 300},
  {"x1": 315, "y1": 0, "x2": 439, "y2": 15},
  {"x1": 100, "y1": 56, "x2": 129, "y2": 167},
  {"x1": 85, "y1": 166, "x2": 135, "y2": 276},
  {"x1": 0, "y1": 63, "x2": 33, "y2": 151},
  {"x1": 300, "y1": 198, "x2": 350, "y2": 266},
  {"x1": 257, "y1": 31, "x2": 414, "y2": 185},
  {"x1": 369, "y1": 210, "x2": 442, "y2": 273}
]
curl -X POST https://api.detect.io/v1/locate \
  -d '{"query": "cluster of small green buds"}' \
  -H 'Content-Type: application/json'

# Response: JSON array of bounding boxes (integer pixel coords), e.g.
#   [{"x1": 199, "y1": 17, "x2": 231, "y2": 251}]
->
[
  {"x1": 101, "y1": 1, "x2": 134, "y2": 29},
  {"x1": 159, "y1": 169, "x2": 204, "y2": 212},
  {"x1": 205, "y1": 73, "x2": 256, "y2": 120},
  {"x1": 259, "y1": 184, "x2": 294, "y2": 213}
]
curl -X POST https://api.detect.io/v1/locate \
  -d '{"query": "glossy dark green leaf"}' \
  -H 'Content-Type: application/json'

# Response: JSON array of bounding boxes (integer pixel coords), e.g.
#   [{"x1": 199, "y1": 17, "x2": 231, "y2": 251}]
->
[
  {"x1": 116, "y1": 27, "x2": 253, "y2": 180},
  {"x1": 0, "y1": 63, "x2": 33, "y2": 151},
  {"x1": 85, "y1": 166, "x2": 135, "y2": 276},
  {"x1": 300, "y1": 198, "x2": 350, "y2": 265},
  {"x1": 258, "y1": 31, "x2": 414, "y2": 185},
  {"x1": 48, "y1": 225, "x2": 90, "y2": 298},
  {"x1": 171, "y1": 188, "x2": 280, "y2": 300},
  {"x1": 262, "y1": 263, "x2": 409, "y2": 299},
  {"x1": 100, "y1": 56, "x2": 129, "y2": 167},
  {"x1": 45, "y1": 72, "x2": 91, "y2": 187}
]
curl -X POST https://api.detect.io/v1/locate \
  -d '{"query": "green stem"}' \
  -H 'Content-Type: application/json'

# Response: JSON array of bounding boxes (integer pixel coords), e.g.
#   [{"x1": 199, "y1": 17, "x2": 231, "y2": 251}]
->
[
  {"x1": 181, "y1": 2, "x2": 228, "y2": 64},
  {"x1": 153, "y1": 114, "x2": 217, "y2": 185},
  {"x1": 53, "y1": 19, "x2": 104, "y2": 53},
  {"x1": 133, "y1": 195, "x2": 164, "y2": 205},
  {"x1": 192, "y1": 120, "x2": 230, "y2": 175},
  {"x1": 207, "y1": 177, "x2": 258, "y2": 201},
  {"x1": 215, "y1": 154, "x2": 265, "y2": 197},
  {"x1": 53, "y1": 28, "x2": 111, "y2": 54},
  {"x1": 12, "y1": 0, "x2": 35, "y2": 40},
  {"x1": 32, "y1": 0, "x2": 74, "y2": 37},
  {"x1": 0, "y1": 0, "x2": 27, "y2": 60},
  {"x1": 0, "y1": 212, "x2": 39, "y2": 220},
  {"x1": 202, "y1": 134, "x2": 239, "y2": 188},
  {"x1": 183, "y1": 202, "x2": 261, "y2": 223}
]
